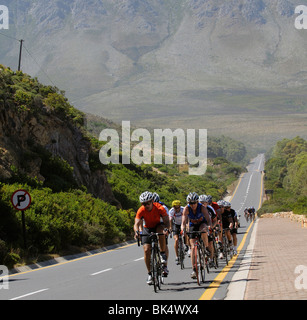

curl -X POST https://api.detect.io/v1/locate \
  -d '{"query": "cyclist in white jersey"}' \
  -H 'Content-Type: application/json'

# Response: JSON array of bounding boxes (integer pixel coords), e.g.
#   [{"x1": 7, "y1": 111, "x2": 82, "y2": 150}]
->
[{"x1": 169, "y1": 200, "x2": 188, "y2": 264}]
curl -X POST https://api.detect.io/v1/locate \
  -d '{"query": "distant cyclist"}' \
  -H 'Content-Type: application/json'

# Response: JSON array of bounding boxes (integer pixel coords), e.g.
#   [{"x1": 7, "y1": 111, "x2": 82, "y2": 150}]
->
[
  {"x1": 250, "y1": 206, "x2": 256, "y2": 221},
  {"x1": 244, "y1": 207, "x2": 249, "y2": 222},
  {"x1": 224, "y1": 201, "x2": 238, "y2": 255},
  {"x1": 218, "y1": 200, "x2": 234, "y2": 258},
  {"x1": 181, "y1": 192, "x2": 212, "y2": 279},
  {"x1": 134, "y1": 191, "x2": 170, "y2": 285},
  {"x1": 169, "y1": 200, "x2": 187, "y2": 265}
]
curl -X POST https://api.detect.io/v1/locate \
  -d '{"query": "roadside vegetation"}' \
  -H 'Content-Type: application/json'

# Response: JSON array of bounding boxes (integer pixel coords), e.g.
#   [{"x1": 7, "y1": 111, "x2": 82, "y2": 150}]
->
[{"x1": 258, "y1": 137, "x2": 307, "y2": 216}]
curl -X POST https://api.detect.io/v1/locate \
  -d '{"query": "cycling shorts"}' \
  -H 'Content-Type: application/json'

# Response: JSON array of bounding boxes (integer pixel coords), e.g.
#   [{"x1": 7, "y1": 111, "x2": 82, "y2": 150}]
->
[
  {"x1": 141, "y1": 224, "x2": 163, "y2": 245},
  {"x1": 172, "y1": 224, "x2": 181, "y2": 236},
  {"x1": 188, "y1": 223, "x2": 208, "y2": 239},
  {"x1": 222, "y1": 220, "x2": 230, "y2": 230}
]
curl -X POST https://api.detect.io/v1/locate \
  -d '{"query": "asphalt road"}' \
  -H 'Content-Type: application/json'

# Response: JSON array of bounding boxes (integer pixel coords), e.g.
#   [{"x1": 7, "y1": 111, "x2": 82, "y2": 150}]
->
[{"x1": 0, "y1": 154, "x2": 264, "y2": 301}]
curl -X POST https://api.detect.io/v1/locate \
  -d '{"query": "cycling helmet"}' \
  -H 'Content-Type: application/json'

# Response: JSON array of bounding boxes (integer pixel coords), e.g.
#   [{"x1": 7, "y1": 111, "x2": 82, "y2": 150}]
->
[
  {"x1": 172, "y1": 200, "x2": 181, "y2": 207},
  {"x1": 139, "y1": 191, "x2": 154, "y2": 203},
  {"x1": 199, "y1": 194, "x2": 207, "y2": 203},
  {"x1": 217, "y1": 200, "x2": 226, "y2": 207},
  {"x1": 206, "y1": 195, "x2": 213, "y2": 203},
  {"x1": 186, "y1": 192, "x2": 199, "y2": 203},
  {"x1": 152, "y1": 192, "x2": 160, "y2": 203},
  {"x1": 224, "y1": 201, "x2": 231, "y2": 208}
]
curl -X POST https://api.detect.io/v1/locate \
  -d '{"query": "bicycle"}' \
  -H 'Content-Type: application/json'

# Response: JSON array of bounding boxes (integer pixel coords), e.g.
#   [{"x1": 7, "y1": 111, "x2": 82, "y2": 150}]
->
[
  {"x1": 210, "y1": 227, "x2": 219, "y2": 269},
  {"x1": 137, "y1": 232, "x2": 165, "y2": 293},
  {"x1": 221, "y1": 228, "x2": 234, "y2": 265},
  {"x1": 177, "y1": 231, "x2": 185, "y2": 270},
  {"x1": 186, "y1": 231, "x2": 209, "y2": 286},
  {"x1": 221, "y1": 228, "x2": 230, "y2": 265}
]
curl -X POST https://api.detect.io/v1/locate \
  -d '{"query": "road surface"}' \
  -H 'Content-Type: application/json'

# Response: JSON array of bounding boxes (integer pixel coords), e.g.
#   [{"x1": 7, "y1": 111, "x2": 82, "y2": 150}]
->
[{"x1": 0, "y1": 154, "x2": 264, "y2": 301}]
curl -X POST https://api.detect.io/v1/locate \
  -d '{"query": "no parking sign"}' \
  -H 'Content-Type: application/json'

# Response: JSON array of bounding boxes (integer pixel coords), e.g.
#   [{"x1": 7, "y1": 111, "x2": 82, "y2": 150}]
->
[
  {"x1": 11, "y1": 190, "x2": 32, "y2": 249},
  {"x1": 11, "y1": 190, "x2": 32, "y2": 211}
]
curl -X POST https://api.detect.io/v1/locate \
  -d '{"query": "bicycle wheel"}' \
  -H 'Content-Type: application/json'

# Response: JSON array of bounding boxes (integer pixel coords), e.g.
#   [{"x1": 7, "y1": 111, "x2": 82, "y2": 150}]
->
[
  {"x1": 151, "y1": 248, "x2": 158, "y2": 292},
  {"x1": 198, "y1": 246, "x2": 206, "y2": 283},
  {"x1": 206, "y1": 252, "x2": 210, "y2": 274},
  {"x1": 212, "y1": 239, "x2": 219, "y2": 269},
  {"x1": 193, "y1": 245, "x2": 200, "y2": 286},
  {"x1": 178, "y1": 238, "x2": 185, "y2": 270},
  {"x1": 228, "y1": 244, "x2": 233, "y2": 260},
  {"x1": 155, "y1": 251, "x2": 163, "y2": 289},
  {"x1": 151, "y1": 247, "x2": 161, "y2": 292},
  {"x1": 223, "y1": 234, "x2": 229, "y2": 265}
]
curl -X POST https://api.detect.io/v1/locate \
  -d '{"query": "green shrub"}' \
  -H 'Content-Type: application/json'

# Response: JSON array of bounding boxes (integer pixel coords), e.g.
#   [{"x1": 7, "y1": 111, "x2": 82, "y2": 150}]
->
[{"x1": 260, "y1": 137, "x2": 307, "y2": 215}]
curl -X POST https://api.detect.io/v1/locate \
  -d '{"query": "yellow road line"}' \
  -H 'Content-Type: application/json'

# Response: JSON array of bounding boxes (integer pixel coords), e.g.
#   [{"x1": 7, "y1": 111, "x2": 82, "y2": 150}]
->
[
  {"x1": 199, "y1": 219, "x2": 255, "y2": 300},
  {"x1": 199, "y1": 166, "x2": 264, "y2": 300}
]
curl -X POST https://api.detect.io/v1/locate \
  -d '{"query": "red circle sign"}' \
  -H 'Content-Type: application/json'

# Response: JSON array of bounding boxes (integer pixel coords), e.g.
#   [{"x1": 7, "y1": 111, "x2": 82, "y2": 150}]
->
[{"x1": 11, "y1": 190, "x2": 32, "y2": 211}]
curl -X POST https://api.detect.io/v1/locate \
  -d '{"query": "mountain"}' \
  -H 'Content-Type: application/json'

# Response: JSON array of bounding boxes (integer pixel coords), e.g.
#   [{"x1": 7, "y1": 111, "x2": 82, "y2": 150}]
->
[{"x1": 1, "y1": 0, "x2": 307, "y2": 151}]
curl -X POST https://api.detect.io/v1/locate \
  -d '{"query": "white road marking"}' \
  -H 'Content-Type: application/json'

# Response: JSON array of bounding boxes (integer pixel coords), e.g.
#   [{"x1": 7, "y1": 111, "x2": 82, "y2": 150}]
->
[
  {"x1": 90, "y1": 268, "x2": 113, "y2": 276},
  {"x1": 134, "y1": 257, "x2": 144, "y2": 262},
  {"x1": 10, "y1": 288, "x2": 49, "y2": 300},
  {"x1": 237, "y1": 173, "x2": 254, "y2": 213},
  {"x1": 225, "y1": 219, "x2": 259, "y2": 300}
]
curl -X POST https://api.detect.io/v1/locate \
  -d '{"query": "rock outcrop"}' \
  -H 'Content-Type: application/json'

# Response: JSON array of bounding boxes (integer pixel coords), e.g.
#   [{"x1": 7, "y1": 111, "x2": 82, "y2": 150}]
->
[{"x1": 0, "y1": 67, "x2": 120, "y2": 207}]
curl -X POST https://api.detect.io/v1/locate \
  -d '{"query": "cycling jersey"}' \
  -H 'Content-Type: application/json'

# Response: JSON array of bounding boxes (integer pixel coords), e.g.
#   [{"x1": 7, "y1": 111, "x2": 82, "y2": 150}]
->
[
  {"x1": 228, "y1": 208, "x2": 237, "y2": 220},
  {"x1": 156, "y1": 201, "x2": 169, "y2": 215},
  {"x1": 221, "y1": 209, "x2": 233, "y2": 229},
  {"x1": 136, "y1": 202, "x2": 168, "y2": 228},
  {"x1": 225, "y1": 208, "x2": 238, "y2": 234},
  {"x1": 207, "y1": 205, "x2": 217, "y2": 220},
  {"x1": 210, "y1": 202, "x2": 220, "y2": 212},
  {"x1": 188, "y1": 203, "x2": 206, "y2": 226},
  {"x1": 169, "y1": 206, "x2": 184, "y2": 225}
]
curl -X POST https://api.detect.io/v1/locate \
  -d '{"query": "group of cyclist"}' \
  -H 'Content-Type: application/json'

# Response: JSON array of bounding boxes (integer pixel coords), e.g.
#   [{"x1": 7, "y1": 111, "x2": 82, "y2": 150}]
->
[
  {"x1": 134, "y1": 191, "x2": 239, "y2": 285},
  {"x1": 244, "y1": 206, "x2": 256, "y2": 222}
]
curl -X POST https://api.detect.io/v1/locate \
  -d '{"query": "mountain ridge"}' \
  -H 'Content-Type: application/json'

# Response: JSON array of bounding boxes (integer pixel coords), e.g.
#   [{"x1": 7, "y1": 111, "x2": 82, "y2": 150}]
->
[{"x1": 1, "y1": 0, "x2": 307, "y2": 151}]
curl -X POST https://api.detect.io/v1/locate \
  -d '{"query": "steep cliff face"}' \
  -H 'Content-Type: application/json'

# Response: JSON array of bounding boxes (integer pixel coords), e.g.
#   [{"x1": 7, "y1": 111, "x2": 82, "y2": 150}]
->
[{"x1": 0, "y1": 66, "x2": 119, "y2": 206}]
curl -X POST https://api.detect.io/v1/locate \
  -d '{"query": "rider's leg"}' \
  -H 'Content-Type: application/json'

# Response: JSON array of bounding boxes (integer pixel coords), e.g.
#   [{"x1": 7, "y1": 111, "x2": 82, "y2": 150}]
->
[{"x1": 143, "y1": 244, "x2": 151, "y2": 273}]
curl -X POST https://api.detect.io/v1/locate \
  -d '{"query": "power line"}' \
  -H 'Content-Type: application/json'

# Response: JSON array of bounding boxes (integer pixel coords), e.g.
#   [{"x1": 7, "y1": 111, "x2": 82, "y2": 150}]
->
[
  {"x1": 23, "y1": 44, "x2": 57, "y2": 87},
  {"x1": 0, "y1": 32, "x2": 58, "y2": 88},
  {"x1": 0, "y1": 31, "x2": 19, "y2": 42}
]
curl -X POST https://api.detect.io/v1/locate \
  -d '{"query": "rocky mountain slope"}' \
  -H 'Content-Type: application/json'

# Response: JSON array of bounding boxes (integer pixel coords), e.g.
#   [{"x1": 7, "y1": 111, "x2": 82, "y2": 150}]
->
[
  {"x1": 0, "y1": 65, "x2": 118, "y2": 205},
  {"x1": 1, "y1": 0, "x2": 307, "y2": 151}
]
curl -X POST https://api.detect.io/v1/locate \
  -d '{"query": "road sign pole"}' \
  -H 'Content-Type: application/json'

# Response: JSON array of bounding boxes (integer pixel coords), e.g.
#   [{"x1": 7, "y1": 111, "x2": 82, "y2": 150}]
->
[
  {"x1": 21, "y1": 210, "x2": 27, "y2": 250},
  {"x1": 11, "y1": 190, "x2": 31, "y2": 251}
]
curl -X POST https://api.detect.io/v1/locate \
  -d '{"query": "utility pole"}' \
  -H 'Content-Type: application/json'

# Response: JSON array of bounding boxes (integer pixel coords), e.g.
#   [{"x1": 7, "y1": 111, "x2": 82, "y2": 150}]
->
[{"x1": 18, "y1": 39, "x2": 24, "y2": 71}]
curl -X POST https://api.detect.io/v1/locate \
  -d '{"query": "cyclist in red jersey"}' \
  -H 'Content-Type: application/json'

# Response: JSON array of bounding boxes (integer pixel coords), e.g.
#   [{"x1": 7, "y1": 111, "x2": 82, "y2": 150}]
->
[
  {"x1": 206, "y1": 195, "x2": 220, "y2": 214},
  {"x1": 134, "y1": 191, "x2": 170, "y2": 285}
]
